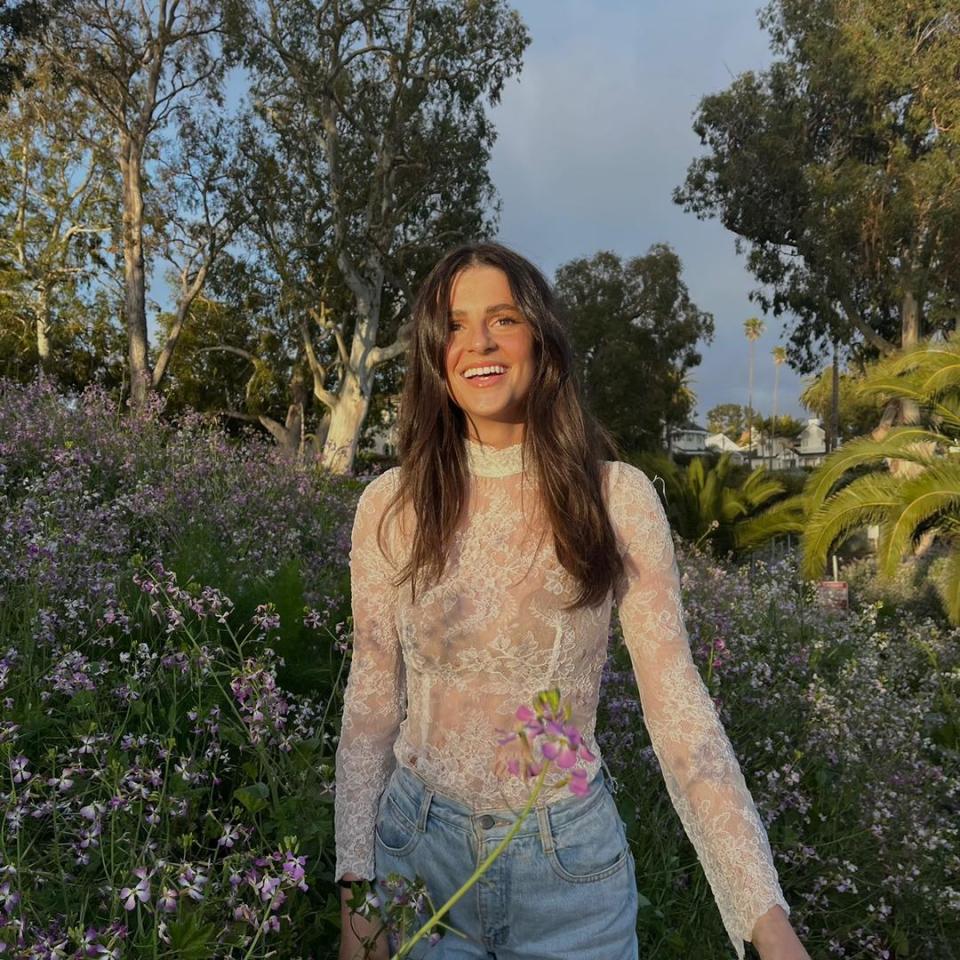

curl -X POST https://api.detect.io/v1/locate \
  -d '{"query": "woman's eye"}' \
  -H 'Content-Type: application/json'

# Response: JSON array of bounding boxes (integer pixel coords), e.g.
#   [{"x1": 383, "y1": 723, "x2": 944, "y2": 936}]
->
[{"x1": 495, "y1": 316, "x2": 518, "y2": 326}]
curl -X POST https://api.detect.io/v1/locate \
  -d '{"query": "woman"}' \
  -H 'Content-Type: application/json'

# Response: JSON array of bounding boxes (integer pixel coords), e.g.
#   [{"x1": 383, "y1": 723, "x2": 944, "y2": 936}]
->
[{"x1": 335, "y1": 242, "x2": 810, "y2": 960}]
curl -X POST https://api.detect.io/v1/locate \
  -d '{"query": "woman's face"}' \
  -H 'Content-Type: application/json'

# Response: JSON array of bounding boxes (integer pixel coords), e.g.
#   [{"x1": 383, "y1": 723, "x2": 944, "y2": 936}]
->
[{"x1": 444, "y1": 264, "x2": 536, "y2": 444}]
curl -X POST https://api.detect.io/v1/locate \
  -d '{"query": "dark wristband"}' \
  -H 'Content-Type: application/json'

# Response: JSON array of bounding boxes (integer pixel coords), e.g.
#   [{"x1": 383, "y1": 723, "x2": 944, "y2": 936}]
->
[{"x1": 338, "y1": 877, "x2": 370, "y2": 889}]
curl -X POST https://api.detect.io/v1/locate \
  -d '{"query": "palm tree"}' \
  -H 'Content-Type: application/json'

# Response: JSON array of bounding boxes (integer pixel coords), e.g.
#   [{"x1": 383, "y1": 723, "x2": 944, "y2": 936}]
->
[
  {"x1": 769, "y1": 346, "x2": 787, "y2": 472},
  {"x1": 744, "y1": 317, "x2": 765, "y2": 462},
  {"x1": 635, "y1": 450, "x2": 785, "y2": 558},
  {"x1": 737, "y1": 331, "x2": 960, "y2": 624}
]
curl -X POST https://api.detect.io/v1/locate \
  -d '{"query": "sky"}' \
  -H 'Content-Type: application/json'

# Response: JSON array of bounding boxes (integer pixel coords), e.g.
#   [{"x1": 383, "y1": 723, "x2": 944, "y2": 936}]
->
[
  {"x1": 485, "y1": 0, "x2": 814, "y2": 427},
  {"x1": 151, "y1": 0, "x2": 817, "y2": 430}
]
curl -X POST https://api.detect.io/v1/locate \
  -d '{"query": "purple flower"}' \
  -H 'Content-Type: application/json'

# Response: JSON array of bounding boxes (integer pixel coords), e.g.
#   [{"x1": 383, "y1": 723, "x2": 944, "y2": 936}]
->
[{"x1": 119, "y1": 868, "x2": 151, "y2": 910}]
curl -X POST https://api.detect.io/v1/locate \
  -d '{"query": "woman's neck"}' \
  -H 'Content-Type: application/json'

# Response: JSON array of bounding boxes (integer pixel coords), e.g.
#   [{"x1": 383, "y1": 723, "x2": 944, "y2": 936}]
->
[{"x1": 464, "y1": 425, "x2": 526, "y2": 450}]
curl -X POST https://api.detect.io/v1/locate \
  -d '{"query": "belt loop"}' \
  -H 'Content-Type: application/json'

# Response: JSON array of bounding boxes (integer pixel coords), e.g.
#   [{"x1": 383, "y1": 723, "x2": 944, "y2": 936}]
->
[
  {"x1": 536, "y1": 803, "x2": 554, "y2": 855},
  {"x1": 417, "y1": 784, "x2": 433, "y2": 833}
]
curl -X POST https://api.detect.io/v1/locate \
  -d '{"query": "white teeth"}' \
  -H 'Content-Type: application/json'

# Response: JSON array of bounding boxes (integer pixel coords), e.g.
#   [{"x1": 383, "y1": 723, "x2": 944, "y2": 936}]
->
[{"x1": 464, "y1": 366, "x2": 506, "y2": 379}]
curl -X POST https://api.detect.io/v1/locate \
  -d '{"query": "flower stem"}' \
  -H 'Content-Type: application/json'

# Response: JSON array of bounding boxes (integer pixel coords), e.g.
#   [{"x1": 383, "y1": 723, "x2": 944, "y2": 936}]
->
[{"x1": 391, "y1": 765, "x2": 550, "y2": 960}]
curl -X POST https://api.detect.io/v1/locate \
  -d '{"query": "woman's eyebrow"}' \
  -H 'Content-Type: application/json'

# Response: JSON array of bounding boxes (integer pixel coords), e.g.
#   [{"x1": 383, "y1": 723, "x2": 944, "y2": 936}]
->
[{"x1": 449, "y1": 302, "x2": 519, "y2": 317}]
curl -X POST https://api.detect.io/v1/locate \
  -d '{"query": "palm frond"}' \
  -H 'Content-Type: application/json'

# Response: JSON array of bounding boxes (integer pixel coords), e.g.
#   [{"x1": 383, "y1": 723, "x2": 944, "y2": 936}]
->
[
  {"x1": 877, "y1": 463, "x2": 960, "y2": 578},
  {"x1": 804, "y1": 427, "x2": 944, "y2": 511},
  {"x1": 800, "y1": 472, "x2": 903, "y2": 580},
  {"x1": 733, "y1": 493, "x2": 808, "y2": 549},
  {"x1": 935, "y1": 543, "x2": 960, "y2": 627}
]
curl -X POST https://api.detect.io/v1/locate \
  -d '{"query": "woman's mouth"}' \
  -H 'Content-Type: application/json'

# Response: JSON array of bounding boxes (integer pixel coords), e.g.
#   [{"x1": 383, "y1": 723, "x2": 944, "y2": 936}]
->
[{"x1": 462, "y1": 367, "x2": 507, "y2": 387}]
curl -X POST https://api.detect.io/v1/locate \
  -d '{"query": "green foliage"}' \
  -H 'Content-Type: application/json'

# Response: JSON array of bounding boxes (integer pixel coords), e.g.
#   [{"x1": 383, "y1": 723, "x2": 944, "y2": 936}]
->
[
  {"x1": 0, "y1": 0, "x2": 52, "y2": 108},
  {"x1": 741, "y1": 331, "x2": 960, "y2": 624},
  {"x1": 798, "y1": 361, "x2": 888, "y2": 440},
  {"x1": 599, "y1": 540, "x2": 960, "y2": 958},
  {"x1": 705, "y1": 403, "x2": 750, "y2": 440},
  {"x1": 631, "y1": 450, "x2": 788, "y2": 558},
  {"x1": 675, "y1": 0, "x2": 960, "y2": 373},
  {"x1": 554, "y1": 246, "x2": 714, "y2": 452}
]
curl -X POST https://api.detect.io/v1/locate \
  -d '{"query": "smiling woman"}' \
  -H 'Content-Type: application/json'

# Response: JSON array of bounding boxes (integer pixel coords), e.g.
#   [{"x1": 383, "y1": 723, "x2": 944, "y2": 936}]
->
[
  {"x1": 334, "y1": 241, "x2": 806, "y2": 960},
  {"x1": 443, "y1": 266, "x2": 536, "y2": 449}
]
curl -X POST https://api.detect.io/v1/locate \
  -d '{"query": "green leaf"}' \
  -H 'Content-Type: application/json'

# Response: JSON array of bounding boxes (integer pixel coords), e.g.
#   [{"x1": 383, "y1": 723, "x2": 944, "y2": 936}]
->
[
  {"x1": 234, "y1": 782, "x2": 270, "y2": 813},
  {"x1": 164, "y1": 914, "x2": 218, "y2": 960}
]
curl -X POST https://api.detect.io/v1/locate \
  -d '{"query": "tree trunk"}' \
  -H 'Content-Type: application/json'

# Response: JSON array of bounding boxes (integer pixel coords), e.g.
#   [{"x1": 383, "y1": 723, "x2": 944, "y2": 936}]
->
[
  {"x1": 830, "y1": 338, "x2": 840, "y2": 452},
  {"x1": 36, "y1": 283, "x2": 50, "y2": 371},
  {"x1": 322, "y1": 363, "x2": 371, "y2": 475},
  {"x1": 874, "y1": 284, "x2": 932, "y2": 480},
  {"x1": 119, "y1": 135, "x2": 150, "y2": 410}
]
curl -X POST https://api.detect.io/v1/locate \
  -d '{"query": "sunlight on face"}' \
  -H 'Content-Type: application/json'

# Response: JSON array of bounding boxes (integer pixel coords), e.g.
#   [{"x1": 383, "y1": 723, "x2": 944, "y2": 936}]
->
[{"x1": 444, "y1": 265, "x2": 536, "y2": 448}]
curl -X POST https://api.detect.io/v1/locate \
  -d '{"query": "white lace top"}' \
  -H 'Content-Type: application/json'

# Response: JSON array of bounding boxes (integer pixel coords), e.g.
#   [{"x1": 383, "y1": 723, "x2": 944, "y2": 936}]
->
[{"x1": 334, "y1": 436, "x2": 790, "y2": 957}]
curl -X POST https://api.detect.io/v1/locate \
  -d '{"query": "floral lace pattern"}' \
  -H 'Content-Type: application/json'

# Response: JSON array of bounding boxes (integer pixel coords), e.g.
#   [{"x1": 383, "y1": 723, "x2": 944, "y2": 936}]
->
[{"x1": 334, "y1": 438, "x2": 790, "y2": 957}]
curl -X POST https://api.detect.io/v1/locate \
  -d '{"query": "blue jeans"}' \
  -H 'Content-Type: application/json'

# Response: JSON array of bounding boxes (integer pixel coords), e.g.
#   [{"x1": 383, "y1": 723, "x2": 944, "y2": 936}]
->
[{"x1": 372, "y1": 762, "x2": 640, "y2": 959}]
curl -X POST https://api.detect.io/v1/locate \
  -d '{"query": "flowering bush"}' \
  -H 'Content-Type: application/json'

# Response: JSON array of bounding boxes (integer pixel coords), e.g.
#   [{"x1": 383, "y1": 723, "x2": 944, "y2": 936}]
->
[
  {"x1": 598, "y1": 542, "x2": 960, "y2": 959},
  {"x1": 2, "y1": 377, "x2": 957, "y2": 959},
  {"x1": 0, "y1": 377, "x2": 373, "y2": 957},
  {"x1": 0, "y1": 556, "x2": 342, "y2": 958}
]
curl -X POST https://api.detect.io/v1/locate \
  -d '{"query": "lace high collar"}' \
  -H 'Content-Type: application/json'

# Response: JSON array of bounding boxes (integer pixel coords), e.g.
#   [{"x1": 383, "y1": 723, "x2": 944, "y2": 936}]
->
[{"x1": 464, "y1": 435, "x2": 527, "y2": 478}]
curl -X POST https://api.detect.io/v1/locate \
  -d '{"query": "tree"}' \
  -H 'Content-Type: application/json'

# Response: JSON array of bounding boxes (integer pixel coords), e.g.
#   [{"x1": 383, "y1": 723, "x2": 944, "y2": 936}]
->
[
  {"x1": 631, "y1": 449, "x2": 786, "y2": 559},
  {"x1": 554, "y1": 245, "x2": 714, "y2": 453},
  {"x1": 674, "y1": 0, "x2": 960, "y2": 383},
  {"x1": 768, "y1": 344, "x2": 786, "y2": 470},
  {"x1": 798, "y1": 363, "x2": 887, "y2": 442},
  {"x1": 754, "y1": 412, "x2": 804, "y2": 440},
  {"x1": 745, "y1": 331, "x2": 960, "y2": 624},
  {"x1": 706, "y1": 403, "x2": 749, "y2": 441},
  {"x1": 744, "y1": 315, "x2": 765, "y2": 455},
  {"x1": 231, "y1": 0, "x2": 528, "y2": 474},
  {"x1": 42, "y1": 0, "x2": 230, "y2": 408},
  {"x1": 0, "y1": 52, "x2": 120, "y2": 378},
  {"x1": 0, "y1": 0, "x2": 51, "y2": 109}
]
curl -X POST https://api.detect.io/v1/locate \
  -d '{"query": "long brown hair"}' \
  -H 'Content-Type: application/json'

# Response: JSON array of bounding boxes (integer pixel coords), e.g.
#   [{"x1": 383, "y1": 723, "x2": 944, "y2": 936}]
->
[{"x1": 376, "y1": 241, "x2": 626, "y2": 612}]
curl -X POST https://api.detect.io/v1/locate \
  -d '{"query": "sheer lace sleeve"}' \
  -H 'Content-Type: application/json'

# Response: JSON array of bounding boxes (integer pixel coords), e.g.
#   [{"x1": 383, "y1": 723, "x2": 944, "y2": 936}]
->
[
  {"x1": 610, "y1": 461, "x2": 790, "y2": 959},
  {"x1": 334, "y1": 468, "x2": 406, "y2": 882}
]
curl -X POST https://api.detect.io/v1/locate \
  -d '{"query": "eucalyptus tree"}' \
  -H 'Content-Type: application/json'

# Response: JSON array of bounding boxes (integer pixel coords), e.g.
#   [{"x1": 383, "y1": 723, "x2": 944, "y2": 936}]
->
[
  {"x1": 0, "y1": 0, "x2": 51, "y2": 109},
  {"x1": 0, "y1": 52, "x2": 120, "y2": 377},
  {"x1": 41, "y1": 0, "x2": 234, "y2": 409},
  {"x1": 229, "y1": 0, "x2": 528, "y2": 474},
  {"x1": 675, "y1": 0, "x2": 960, "y2": 380}
]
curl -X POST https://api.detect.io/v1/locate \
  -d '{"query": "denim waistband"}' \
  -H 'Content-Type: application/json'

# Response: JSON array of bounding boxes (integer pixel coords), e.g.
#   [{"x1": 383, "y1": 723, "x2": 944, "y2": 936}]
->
[{"x1": 386, "y1": 761, "x2": 614, "y2": 843}]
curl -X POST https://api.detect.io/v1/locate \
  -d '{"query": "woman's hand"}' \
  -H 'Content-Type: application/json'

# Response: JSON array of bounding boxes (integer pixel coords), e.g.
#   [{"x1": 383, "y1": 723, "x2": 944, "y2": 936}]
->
[
  {"x1": 338, "y1": 875, "x2": 391, "y2": 960},
  {"x1": 750, "y1": 905, "x2": 812, "y2": 960}
]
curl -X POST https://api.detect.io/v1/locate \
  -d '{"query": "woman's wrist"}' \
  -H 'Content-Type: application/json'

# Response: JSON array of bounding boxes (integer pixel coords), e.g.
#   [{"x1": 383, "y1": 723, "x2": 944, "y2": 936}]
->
[
  {"x1": 339, "y1": 873, "x2": 372, "y2": 906},
  {"x1": 750, "y1": 904, "x2": 811, "y2": 960}
]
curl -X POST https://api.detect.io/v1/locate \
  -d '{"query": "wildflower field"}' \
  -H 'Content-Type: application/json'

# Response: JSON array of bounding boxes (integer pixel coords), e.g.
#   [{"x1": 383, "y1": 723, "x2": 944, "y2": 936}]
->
[{"x1": 1, "y1": 377, "x2": 958, "y2": 959}]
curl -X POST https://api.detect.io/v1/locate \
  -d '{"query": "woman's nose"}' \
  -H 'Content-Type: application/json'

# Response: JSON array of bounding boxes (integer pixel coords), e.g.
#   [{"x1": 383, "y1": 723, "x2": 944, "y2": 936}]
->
[{"x1": 470, "y1": 324, "x2": 495, "y2": 350}]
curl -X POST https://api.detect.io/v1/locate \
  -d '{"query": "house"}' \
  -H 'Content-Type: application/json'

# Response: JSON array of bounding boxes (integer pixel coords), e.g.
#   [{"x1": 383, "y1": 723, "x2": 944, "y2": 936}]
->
[
  {"x1": 746, "y1": 433, "x2": 800, "y2": 470},
  {"x1": 705, "y1": 432, "x2": 746, "y2": 464},
  {"x1": 796, "y1": 417, "x2": 829, "y2": 467},
  {"x1": 663, "y1": 420, "x2": 709, "y2": 456}
]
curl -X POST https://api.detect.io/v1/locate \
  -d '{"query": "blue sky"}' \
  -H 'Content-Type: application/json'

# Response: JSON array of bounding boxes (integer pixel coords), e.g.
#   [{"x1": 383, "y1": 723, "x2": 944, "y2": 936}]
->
[
  {"x1": 153, "y1": 0, "x2": 816, "y2": 428},
  {"x1": 486, "y1": 0, "x2": 813, "y2": 426}
]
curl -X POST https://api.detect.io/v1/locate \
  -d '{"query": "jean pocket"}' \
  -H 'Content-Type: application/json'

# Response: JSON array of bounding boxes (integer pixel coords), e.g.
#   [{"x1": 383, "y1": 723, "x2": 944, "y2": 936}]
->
[
  {"x1": 545, "y1": 788, "x2": 630, "y2": 884},
  {"x1": 374, "y1": 789, "x2": 422, "y2": 857}
]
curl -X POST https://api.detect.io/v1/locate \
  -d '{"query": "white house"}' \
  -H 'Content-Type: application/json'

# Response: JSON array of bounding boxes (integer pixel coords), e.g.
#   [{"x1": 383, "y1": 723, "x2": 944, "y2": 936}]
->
[
  {"x1": 746, "y1": 434, "x2": 800, "y2": 470},
  {"x1": 796, "y1": 417, "x2": 829, "y2": 467},
  {"x1": 705, "y1": 432, "x2": 746, "y2": 464},
  {"x1": 663, "y1": 420, "x2": 709, "y2": 456}
]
